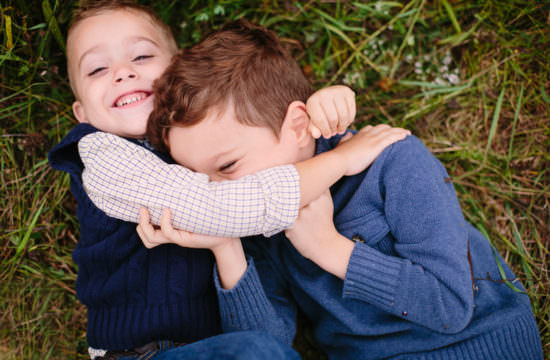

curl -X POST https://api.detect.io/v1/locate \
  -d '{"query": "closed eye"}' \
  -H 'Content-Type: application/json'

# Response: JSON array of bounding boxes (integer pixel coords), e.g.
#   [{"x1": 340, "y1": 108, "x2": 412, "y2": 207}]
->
[
  {"x1": 133, "y1": 55, "x2": 154, "y2": 62},
  {"x1": 88, "y1": 67, "x2": 106, "y2": 76},
  {"x1": 219, "y1": 161, "x2": 237, "y2": 172}
]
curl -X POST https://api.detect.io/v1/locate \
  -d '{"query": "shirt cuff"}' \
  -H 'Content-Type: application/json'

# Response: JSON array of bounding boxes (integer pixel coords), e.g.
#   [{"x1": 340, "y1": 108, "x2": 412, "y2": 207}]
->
[
  {"x1": 214, "y1": 258, "x2": 273, "y2": 330},
  {"x1": 255, "y1": 165, "x2": 300, "y2": 237},
  {"x1": 343, "y1": 242, "x2": 403, "y2": 311}
]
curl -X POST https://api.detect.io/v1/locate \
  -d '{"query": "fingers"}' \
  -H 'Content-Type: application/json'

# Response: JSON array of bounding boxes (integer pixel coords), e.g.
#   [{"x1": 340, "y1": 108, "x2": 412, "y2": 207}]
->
[
  {"x1": 308, "y1": 123, "x2": 322, "y2": 139},
  {"x1": 366, "y1": 127, "x2": 411, "y2": 148},
  {"x1": 319, "y1": 100, "x2": 338, "y2": 138},
  {"x1": 344, "y1": 90, "x2": 357, "y2": 133},
  {"x1": 334, "y1": 97, "x2": 349, "y2": 135},
  {"x1": 159, "y1": 208, "x2": 191, "y2": 244},
  {"x1": 137, "y1": 207, "x2": 165, "y2": 248}
]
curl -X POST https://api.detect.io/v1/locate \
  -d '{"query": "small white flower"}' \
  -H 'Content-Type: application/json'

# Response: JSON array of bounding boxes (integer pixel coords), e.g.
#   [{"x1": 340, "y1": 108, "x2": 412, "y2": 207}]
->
[
  {"x1": 405, "y1": 54, "x2": 413, "y2": 62},
  {"x1": 434, "y1": 77, "x2": 446, "y2": 85},
  {"x1": 375, "y1": 2, "x2": 382, "y2": 11},
  {"x1": 447, "y1": 74, "x2": 460, "y2": 84},
  {"x1": 424, "y1": 54, "x2": 430, "y2": 61},
  {"x1": 415, "y1": 61, "x2": 422, "y2": 68},
  {"x1": 443, "y1": 55, "x2": 452, "y2": 65},
  {"x1": 415, "y1": 68, "x2": 423, "y2": 74},
  {"x1": 388, "y1": 24, "x2": 393, "y2": 30},
  {"x1": 305, "y1": 33, "x2": 317, "y2": 43},
  {"x1": 439, "y1": 65, "x2": 448, "y2": 73}
]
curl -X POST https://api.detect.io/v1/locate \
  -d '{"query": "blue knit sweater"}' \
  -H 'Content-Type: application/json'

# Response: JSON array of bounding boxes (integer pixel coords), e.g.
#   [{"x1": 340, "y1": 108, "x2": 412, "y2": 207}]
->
[
  {"x1": 216, "y1": 135, "x2": 543, "y2": 360},
  {"x1": 49, "y1": 124, "x2": 221, "y2": 350}
]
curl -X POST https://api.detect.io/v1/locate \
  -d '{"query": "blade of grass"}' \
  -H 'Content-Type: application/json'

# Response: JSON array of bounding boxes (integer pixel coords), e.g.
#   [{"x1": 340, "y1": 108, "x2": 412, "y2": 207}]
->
[
  {"x1": 15, "y1": 199, "x2": 46, "y2": 257},
  {"x1": 389, "y1": 0, "x2": 425, "y2": 79},
  {"x1": 483, "y1": 87, "x2": 505, "y2": 164},
  {"x1": 505, "y1": 202, "x2": 535, "y2": 290},
  {"x1": 441, "y1": 0, "x2": 461, "y2": 34},
  {"x1": 506, "y1": 84, "x2": 523, "y2": 175}
]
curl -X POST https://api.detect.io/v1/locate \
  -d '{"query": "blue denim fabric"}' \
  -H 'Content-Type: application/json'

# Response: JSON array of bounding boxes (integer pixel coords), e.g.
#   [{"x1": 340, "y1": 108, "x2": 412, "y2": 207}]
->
[{"x1": 119, "y1": 331, "x2": 300, "y2": 360}]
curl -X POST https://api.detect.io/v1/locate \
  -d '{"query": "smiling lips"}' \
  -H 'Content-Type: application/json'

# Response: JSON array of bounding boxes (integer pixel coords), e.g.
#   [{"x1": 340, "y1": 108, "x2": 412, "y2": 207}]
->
[{"x1": 113, "y1": 91, "x2": 151, "y2": 108}]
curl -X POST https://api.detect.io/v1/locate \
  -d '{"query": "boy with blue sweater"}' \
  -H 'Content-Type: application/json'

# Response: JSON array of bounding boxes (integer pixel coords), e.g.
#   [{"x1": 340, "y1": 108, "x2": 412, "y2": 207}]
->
[
  {"x1": 138, "y1": 20, "x2": 544, "y2": 360},
  {"x1": 48, "y1": 1, "x2": 406, "y2": 358}
]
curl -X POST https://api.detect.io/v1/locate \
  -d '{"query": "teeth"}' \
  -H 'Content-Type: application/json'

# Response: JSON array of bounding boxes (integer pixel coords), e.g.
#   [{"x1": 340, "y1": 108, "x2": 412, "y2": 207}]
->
[{"x1": 115, "y1": 92, "x2": 148, "y2": 107}]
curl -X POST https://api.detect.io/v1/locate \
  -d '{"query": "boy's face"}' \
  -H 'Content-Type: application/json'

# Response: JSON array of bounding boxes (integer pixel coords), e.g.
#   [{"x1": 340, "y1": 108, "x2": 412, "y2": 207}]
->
[
  {"x1": 67, "y1": 10, "x2": 174, "y2": 138},
  {"x1": 168, "y1": 104, "x2": 311, "y2": 181}
]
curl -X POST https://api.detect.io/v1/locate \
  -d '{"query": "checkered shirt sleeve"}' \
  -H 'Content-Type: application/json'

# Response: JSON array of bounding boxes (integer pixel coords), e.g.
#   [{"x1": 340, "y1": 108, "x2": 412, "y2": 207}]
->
[{"x1": 78, "y1": 132, "x2": 300, "y2": 237}]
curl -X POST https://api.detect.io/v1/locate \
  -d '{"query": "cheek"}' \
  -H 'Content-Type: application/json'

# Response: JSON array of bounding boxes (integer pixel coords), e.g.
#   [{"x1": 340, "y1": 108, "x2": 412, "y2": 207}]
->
[{"x1": 149, "y1": 62, "x2": 170, "y2": 80}]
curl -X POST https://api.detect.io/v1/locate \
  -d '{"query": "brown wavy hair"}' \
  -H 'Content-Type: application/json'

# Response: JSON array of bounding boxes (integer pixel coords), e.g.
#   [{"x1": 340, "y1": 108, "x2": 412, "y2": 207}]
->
[{"x1": 147, "y1": 19, "x2": 313, "y2": 153}]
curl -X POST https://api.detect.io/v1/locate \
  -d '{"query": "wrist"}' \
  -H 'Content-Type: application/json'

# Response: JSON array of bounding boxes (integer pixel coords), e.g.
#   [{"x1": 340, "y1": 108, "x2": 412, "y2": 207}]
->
[
  {"x1": 311, "y1": 231, "x2": 354, "y2": 280},
  {"x1": 212, "y1": 239, "x2": 247, "y2": 290}
]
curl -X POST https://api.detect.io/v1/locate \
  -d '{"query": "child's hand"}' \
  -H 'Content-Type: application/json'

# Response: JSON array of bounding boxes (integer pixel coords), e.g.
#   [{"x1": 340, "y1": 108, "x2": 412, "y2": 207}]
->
[
  {"x1": 285, "y1": 191, "x2": 354, "y2": 279},
  {"x1": 137, "y1": 208, "x2": 236, "y2": 251},
  {"x1": 306, "y1": 85, "x2": 356, "y2": 139},
  {"x1": 285, "y1": 191, "x2": 337, "y2": 260},
  {"x1": 334, "y1": 124, "x2": 411, "y2": 176}
]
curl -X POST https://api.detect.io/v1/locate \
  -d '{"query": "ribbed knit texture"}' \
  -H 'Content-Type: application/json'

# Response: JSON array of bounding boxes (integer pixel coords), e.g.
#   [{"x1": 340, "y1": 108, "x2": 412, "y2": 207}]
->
[
  {"x1": 49, "y1": 124, "x2": 221, "y2": 350},
  {"x1": 215, "y1": 134, "x2": 543, "y2": 360},
  {"x1": 343, "y1": 243, "x2": 402, "y2": 310}
]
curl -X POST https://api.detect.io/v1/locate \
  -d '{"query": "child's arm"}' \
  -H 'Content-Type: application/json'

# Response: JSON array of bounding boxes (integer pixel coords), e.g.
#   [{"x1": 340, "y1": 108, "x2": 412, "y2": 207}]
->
[
  {"x1": 137, "y1": 209, "x2": 298, "y2": 345},
  {"x1": 287, "y1": 136, "x2": 476, "y2": 334},
  {"x1": 79, "y1": 125, "x2": 409, "y2": 237}
]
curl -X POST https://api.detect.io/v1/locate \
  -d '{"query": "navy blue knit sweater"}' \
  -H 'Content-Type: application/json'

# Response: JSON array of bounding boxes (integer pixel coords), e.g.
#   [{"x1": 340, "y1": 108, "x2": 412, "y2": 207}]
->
[
  {"x1": 215, "y1": 134, "x2": 543, "y2": 360},
  {"x1": 49, "y1": 124, "x2": 220, "y2": 350}
]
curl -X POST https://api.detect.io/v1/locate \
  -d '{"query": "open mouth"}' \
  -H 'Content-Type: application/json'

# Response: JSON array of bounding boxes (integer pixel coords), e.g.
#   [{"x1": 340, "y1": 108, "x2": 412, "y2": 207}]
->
[{"x1": 112, "y1": 91, "x2": 152, "y2": 108}]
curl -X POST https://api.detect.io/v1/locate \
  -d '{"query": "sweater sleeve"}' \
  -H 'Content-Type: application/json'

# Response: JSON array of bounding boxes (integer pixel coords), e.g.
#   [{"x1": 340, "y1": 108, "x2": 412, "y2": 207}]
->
[
  {"x1": 214, "y1": 257, "x2": 297, "y2": 345},
  {"x1": 343, "y1": 136, "x2": 474, "y2": 334},
  {"x1": 77, "y1": 132, "x2": 300, "y2": 237}
]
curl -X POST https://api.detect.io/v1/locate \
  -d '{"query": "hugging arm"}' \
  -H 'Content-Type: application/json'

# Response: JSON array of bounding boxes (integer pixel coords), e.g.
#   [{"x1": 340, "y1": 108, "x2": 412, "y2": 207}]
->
[
  {"x1": 342, "y1": 137, "x2": 474, "y2": 333},
  {"x1": 79, "y1": 132, "x2": 300, "y2": 237}
]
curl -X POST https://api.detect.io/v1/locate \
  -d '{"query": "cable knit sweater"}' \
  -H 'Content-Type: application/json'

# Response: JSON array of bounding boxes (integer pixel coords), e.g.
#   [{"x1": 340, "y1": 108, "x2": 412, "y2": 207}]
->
[
  {"x1": 49, "y1": 124, "x2": 221, "y2": 350},
  {"x1": 215, "y1": 134, "x2": 543, "y2": 360}
]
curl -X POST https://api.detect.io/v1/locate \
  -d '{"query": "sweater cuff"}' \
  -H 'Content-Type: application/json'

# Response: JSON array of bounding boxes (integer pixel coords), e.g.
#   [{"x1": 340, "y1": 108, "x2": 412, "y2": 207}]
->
[
  {"x1": 343, "y1": 242, "x2": 403, "y2": 311},
  {"x1": 214, "y1": 258, "x2": 273, "y2": 330},
  {"x1": 255, "y1": 165, "x2": 300, "y2": 237}
]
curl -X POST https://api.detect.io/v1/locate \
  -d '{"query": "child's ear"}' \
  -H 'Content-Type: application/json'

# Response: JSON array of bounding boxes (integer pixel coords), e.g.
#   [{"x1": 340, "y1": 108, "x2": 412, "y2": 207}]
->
[
  {"x1": 72, "y1": 101, "x2": 88, "y2": 123},
  {"x1": 281, "y1": 101, "x2": 311, "y2": 147}
]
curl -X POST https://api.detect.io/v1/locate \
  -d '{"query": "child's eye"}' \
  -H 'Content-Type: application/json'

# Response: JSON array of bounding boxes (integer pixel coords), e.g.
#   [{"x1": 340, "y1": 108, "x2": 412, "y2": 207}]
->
[
  {"x1": 219, "y1": 161, "x2": 237, "y2": 173},
  {"x1": 133, "y1": 55, "x2": 154, "y2": 62},
  {"x1": 88, "y1": 67, "x2": 106, "y2": 76}
]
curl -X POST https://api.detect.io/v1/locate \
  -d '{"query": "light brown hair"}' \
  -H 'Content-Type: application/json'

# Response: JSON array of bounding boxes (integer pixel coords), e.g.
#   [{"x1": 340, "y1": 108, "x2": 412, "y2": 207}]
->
[
  {"x1": 147, "y1": 19, "x2": 313, "y2": 153},
  {"x1": 66, "y1": 0, "x2": 177, "y2": 93}
]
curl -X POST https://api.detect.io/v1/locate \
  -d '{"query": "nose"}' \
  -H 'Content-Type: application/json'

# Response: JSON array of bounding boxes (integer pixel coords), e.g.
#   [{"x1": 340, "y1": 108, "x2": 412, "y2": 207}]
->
[{"x1": 113, "y1": 65, "x2": 137, "y2": 84}]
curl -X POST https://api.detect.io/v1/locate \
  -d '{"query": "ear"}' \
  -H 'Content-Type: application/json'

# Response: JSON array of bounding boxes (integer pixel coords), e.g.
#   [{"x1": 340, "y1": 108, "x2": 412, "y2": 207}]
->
[
  {"x1": 281, "y1": 101, "x2": 311, "y2": 147},
  {"x1": 72, "y1": 101, "x2": 88, "y2": 123}
]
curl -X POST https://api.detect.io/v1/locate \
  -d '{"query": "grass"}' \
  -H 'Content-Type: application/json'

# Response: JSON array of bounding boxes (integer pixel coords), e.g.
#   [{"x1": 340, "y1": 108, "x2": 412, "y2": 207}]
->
[{"x1": 1, "y1": 0, "x2": 549, "y2": 358}]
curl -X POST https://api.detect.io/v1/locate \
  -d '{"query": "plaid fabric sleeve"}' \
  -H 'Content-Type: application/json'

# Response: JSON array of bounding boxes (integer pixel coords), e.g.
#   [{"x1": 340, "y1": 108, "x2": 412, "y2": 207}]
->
[{"x1": 78, "y1": 132, "x2": 300, "y2": 237}]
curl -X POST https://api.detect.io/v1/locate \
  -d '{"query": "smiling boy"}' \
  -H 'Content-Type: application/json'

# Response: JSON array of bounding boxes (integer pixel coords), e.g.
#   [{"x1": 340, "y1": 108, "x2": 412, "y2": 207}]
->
[
  {"x1": 139, "y1": 20, "x2": 543, "y2": 360},
  {"x1": 48, "y1": 1, "x2": 400, "y2": 358}
]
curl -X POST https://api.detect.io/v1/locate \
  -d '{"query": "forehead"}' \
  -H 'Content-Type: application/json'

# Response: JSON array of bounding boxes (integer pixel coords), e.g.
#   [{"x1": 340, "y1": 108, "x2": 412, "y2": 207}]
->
[{"x1": 67, "y1": 10, "x2": 168, "y2": 67}]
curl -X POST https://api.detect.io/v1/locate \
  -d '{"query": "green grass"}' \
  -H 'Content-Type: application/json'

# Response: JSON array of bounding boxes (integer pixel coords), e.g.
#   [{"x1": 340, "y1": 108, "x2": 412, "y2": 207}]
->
[{"x1": 1, "y1": 0, "x2": 549, "y2": 358}]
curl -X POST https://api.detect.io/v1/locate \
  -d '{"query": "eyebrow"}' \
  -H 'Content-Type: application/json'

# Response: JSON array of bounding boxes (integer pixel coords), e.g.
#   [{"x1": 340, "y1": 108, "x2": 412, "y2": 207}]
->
[{"x1": 77, "y1": 36, "x2": 160, "y2": 70}]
